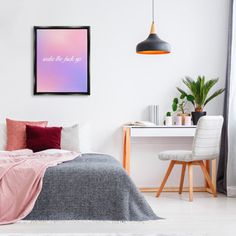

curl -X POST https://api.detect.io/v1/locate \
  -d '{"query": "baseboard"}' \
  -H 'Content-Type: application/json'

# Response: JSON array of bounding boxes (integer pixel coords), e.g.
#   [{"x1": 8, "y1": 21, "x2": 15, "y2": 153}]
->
[
  {"x1": 227, "y1": 186, "x2": 236, "y2": 197},
  {"x1": 140, "y1": 186, "x2": 207, "y2": 192}
]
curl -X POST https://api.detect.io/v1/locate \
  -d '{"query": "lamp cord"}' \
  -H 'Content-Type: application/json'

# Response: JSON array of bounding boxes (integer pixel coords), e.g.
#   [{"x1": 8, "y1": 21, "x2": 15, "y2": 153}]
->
[{"x1": 152, "y1": 0, "x2": 155, "y2": 23}]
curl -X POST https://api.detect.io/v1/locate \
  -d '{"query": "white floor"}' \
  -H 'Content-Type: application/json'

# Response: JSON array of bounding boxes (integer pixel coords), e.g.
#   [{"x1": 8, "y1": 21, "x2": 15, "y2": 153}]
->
[{"x1": 1, "y1": 192, "x2": 236, "y2": 236}]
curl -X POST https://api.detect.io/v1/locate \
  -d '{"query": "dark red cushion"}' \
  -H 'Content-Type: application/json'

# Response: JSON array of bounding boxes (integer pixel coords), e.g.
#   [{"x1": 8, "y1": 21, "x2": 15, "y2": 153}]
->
[{"x1": 26, "y1": 125, "x2": 62, "y2": 152}]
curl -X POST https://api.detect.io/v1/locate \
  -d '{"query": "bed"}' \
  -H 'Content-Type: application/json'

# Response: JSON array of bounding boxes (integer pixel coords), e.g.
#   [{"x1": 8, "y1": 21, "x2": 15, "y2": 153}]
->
[{"x1": 24, "y1": 153, "x2": 159, "y2": 221}]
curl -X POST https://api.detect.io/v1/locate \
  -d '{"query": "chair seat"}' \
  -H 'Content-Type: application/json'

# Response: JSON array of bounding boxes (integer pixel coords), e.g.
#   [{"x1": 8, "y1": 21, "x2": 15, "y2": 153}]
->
[{"x1": 158, "y1": 150, "x2": 193, "y2": 162}]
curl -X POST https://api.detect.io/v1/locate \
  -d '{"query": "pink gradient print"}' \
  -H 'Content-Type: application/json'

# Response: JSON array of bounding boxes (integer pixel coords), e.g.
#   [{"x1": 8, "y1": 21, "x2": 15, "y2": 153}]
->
[{"x1": 36, "y1": 28, "x2": 88, "y2": 93}]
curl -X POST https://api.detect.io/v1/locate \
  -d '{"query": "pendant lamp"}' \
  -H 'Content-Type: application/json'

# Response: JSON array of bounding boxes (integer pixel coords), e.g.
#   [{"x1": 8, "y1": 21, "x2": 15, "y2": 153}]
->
[{"x1": 136, "y1": 0, "x2": 171, "y2": 55}]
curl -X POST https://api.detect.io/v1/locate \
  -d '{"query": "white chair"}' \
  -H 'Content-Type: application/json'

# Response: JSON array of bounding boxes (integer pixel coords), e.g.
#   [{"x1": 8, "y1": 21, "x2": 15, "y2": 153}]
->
[{"x1": 156, "y1": 116, "x2": 224, "y2": 201}]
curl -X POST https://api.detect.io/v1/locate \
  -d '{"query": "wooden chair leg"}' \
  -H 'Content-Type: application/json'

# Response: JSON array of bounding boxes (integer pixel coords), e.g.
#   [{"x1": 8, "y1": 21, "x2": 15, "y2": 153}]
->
[
  {"x1": 204, "y1": 160, "x2": 210, "y2": 188},
  {"x1": 188, "y1": 163, "x2": 193, "y2": 202},
  {"x1": 179, "y1": 163, "x2": 186, "y2": 194},
  {"x1": 211, "y1": 159, "x2": 217, "y2": 191},
  {"x1": 200, "y1": 161, "x2": 217, "y2": 197},
  {"x1": 156, "y1": 161, "x2": 175, "y2": 197}
]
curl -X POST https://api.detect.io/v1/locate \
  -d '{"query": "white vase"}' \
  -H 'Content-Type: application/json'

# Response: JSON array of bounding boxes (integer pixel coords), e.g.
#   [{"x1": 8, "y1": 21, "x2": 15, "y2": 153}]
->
[
  {"x1": 165, "y1": 116, "x2": 173, "y2": 126},
  {"x1": 184, "y1": 116, "x2": 192, "y2": 126},
  {"x1": 149, "y1": 105, "x2": 159, "y2": 125},
  {"x1": 175, "y1": 116, "x2": 182, "y2": 126}
]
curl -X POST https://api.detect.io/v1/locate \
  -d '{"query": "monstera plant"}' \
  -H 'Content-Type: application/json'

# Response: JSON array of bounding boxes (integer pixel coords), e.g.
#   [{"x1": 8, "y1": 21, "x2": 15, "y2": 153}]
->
[{"x1": 177, "y1": 76, "x2": 225, "y2": 124}]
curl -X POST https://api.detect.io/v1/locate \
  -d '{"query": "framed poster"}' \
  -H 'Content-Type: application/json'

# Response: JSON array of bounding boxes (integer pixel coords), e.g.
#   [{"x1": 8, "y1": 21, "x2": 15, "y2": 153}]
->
[{"x1": 34, "y1": 26, "x2": 90, "y2": 95}]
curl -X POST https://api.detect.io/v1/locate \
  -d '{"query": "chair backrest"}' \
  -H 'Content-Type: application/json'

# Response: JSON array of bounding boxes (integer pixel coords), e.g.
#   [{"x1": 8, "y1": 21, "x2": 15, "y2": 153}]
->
[{"x1": 192, "y1": 116, "x2": 224, "y2": 160}]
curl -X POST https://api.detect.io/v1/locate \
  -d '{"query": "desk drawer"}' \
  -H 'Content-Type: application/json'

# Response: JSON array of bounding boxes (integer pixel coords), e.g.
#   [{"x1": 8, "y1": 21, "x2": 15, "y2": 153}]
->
[{"x1": 130, "y1": 127, "x2": 196, "y2": 137}]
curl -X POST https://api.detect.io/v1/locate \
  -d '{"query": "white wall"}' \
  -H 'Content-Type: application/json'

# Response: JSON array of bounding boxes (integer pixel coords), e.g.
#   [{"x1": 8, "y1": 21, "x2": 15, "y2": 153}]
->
[{"x1": 0, "y1": 0, "x2": 230, "y2": 187}]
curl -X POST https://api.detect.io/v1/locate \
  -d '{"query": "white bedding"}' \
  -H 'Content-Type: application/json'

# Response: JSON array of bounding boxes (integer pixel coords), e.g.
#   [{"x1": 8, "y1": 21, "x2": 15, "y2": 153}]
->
[{"x1": 36, "y1": 149, "x2": 72, "y2": 154}]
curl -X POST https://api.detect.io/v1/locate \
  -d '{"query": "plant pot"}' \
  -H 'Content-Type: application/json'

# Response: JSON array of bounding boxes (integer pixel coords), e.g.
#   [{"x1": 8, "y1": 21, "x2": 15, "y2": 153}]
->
[
  {"x1": 191, "y1": 111, "x2": 207, "y2": 125},
  {"x1": 177, "y1": 113, "x2": 190, "y2": 125},
  {"x1": 184, "y1": 116, "x2": 192, "y2": 126},
  {"x1": 165, "y1": 116, "x2": 173, "y2": 126},
  {"x1": 175, "y1": 116, "x2": 182, "y2": 126}
]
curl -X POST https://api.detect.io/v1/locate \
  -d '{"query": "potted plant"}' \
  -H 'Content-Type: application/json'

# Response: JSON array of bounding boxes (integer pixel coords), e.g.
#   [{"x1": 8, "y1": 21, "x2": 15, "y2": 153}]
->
[
  {"x1": 172, "y1": 94, "x2": 193, "y2": 125},
  {"x1": 177, "y1": 76, "x2": 225, "y2": 125},
  {"x1": 165, "y1": 112, "x2": 173, "y2": 126}
]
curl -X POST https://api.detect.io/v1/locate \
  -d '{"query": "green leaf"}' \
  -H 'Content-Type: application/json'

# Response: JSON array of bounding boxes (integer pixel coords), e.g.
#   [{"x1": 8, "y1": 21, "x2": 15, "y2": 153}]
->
[
  {"x1": 182, "y1": 77, "x2": 198, "y2": 100},
  {"x1": 204, "y1": 89, "x2": 225, "y2": 106},
  {"x1": 177, "y1": 87, "x2": 187, "y2": 96},
  {"x1": 172, "y1": 102, "x2": 178, "y2": 112},
  {"x1": 187, "y1": 94, "x2": 194, "y2": 102},
  {"x1": 173, "y1": 98, "x2": 178, "y2": 104},
  {"x1": 204, "y1": 78, "x2": 219, "y2": 96},
  {"x1": 186, "y1": 95, "x2": 194, "y2": 101},
  {"x1": 199, "y1": 76, "x2": 205, "y2": 105}
]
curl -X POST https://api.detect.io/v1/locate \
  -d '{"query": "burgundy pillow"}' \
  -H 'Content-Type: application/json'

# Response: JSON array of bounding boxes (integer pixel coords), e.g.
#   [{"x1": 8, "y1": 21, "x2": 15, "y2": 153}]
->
[{"x1": 26, "y1": 125, "x2": 62, "y2": 152}]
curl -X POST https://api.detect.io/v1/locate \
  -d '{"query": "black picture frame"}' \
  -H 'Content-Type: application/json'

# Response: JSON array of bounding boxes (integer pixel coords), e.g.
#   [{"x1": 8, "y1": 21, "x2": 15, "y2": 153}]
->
[{"x1": 34, "y1": 26, "x2": 90, "y2": 95}]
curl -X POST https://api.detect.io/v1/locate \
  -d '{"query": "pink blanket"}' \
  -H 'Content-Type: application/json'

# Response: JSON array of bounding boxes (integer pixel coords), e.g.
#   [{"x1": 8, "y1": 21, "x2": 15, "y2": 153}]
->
[{"x1": 0, "y1": 149, "x2": 79, "y2": 225}]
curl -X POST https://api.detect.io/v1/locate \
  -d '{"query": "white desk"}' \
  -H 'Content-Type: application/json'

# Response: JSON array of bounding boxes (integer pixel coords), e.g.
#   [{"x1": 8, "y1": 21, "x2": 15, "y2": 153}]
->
[{"x1": 123, "y1": 126, "x2": 216, "y2": 193}]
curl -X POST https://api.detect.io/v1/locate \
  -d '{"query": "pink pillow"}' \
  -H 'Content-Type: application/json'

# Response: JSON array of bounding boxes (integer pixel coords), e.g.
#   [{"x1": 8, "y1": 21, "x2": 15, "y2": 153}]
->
[
  {"x1": 6, "y1": 118, "x2": 48, "y2": 151},
  {"x1": 26, "y1": 125, "x2": 62, "y2": 152}
]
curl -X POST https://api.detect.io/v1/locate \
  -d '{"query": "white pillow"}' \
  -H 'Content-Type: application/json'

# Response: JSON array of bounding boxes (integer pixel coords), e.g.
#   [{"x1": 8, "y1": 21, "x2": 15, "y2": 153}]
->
[
  {"x1": 61, "y1": 124, "x2": 80, "y2": 152},
  {"x1": 61, "y1": 123, "x2": 92, "y2": 153},
  {"x1": 78, "y1": 123, "x2": 92, "y2": 153}
]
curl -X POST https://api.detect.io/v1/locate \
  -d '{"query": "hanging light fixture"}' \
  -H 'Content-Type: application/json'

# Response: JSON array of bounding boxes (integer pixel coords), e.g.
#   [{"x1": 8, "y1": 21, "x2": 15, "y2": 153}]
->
[{"x1": 136, "y1": 0, "x2": 171, "y2": 55}]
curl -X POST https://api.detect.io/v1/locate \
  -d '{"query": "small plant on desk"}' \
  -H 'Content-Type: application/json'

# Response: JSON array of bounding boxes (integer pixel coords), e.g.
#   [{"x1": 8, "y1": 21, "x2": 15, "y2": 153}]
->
[
  {"x1": 172, "y1": 92, "x2": 193, "y2": 125},
  {"x1": 177, "y1": 76, "x2": 225, "y2": 125},
  {"x1": 165, "y1": 112, "x2": 173, "y2": 126}
]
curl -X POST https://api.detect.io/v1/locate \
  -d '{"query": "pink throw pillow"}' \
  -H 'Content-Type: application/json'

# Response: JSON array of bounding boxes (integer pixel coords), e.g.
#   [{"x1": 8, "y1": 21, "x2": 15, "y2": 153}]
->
[{"x1": 6, "y1": 118, "x2": 48, "y2": 151}]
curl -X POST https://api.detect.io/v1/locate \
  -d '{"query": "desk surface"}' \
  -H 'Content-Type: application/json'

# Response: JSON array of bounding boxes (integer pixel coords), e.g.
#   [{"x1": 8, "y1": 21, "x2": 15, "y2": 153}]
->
[{"x1": 124, "y1": 125, "x2": 196, "y2": 128}]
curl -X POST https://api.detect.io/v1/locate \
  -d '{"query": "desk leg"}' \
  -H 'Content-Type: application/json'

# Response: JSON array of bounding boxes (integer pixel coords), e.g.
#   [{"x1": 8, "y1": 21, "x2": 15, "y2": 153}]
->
[{"x1": 123, "y1": 127, "x2": 131, "y2": 175}]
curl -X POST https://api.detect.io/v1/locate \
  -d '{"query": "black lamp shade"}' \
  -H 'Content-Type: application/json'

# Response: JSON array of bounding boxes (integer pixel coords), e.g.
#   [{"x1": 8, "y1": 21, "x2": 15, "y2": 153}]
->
[{"x1": 136, "y1": 33, "x2": 171, "y2": 54}]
